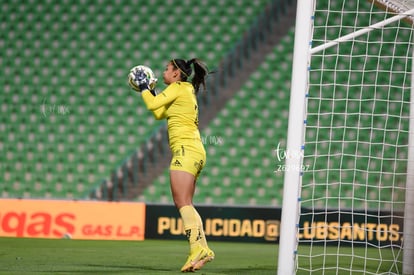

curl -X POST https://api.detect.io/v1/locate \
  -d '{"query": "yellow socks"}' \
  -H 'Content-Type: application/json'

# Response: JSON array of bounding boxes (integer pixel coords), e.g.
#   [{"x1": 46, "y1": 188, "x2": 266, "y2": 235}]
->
[
  {"x1": 179, "y1": 205, "x2": 207, "y2": 250},
  {"x1": 179, "y1": 205, "x2": 215, "y2": 272},
  {"x1": 194, "y1": 209, "x2": 208, "y2": 248}
]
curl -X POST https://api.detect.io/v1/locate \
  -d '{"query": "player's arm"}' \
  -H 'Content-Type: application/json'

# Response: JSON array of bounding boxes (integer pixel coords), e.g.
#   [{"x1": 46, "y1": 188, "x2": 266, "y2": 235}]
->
[
  {"x1": 141, "y1": 83, "x2": 179, "y2": 111},
  {"x1": 151, "y1": 105, "x2": 167, "y2": 120}
]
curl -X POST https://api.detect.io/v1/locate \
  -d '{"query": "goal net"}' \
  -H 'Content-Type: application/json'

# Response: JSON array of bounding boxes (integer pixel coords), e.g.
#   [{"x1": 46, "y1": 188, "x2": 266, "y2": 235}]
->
[{"x1": 278, "y1": 0, "x2": 414, "y2": 274}]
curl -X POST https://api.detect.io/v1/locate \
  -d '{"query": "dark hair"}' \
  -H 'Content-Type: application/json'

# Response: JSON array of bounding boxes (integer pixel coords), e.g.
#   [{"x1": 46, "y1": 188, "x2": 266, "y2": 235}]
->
[{"x1": 171, "y1": 58, "x2": 210, "y2": 94}]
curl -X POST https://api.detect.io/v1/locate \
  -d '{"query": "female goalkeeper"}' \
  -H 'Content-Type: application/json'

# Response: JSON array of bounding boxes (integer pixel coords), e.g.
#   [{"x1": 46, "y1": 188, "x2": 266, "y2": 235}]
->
[{"x1": 129, "y1": 58, "x2": 214, "y2": 272}]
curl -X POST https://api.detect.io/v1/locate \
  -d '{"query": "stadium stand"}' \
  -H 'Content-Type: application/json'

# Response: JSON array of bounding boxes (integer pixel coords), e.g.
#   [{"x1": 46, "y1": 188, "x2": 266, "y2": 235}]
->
[
  {"x1": 3, "y1": 0, "x2": 405, "y2": 208},
  {"x1": 0, "y1": 0, "x2": 290, "y2": 200},
  {"x1": 90, "y1": 0, "x2": 297, "y2": 203}
]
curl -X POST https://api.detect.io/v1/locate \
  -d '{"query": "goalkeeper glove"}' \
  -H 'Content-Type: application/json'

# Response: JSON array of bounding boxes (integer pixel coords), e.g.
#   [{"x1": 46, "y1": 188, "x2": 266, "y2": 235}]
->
[
  {"x1": 133, "y1": 69, "x2": 150, "y2": 91},
  {"x1": 128, "y1": 66, "x2": 157, "y2": 94},
  {"x1": 128, "y1": 76, "x2": 157, "y2": 95}
]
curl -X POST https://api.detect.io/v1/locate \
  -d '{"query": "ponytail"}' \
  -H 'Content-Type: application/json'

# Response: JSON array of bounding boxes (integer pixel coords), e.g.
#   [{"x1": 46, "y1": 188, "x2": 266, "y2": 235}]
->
[{"x1": 171, "y1": 58, "x2": 212, "y2": 94}]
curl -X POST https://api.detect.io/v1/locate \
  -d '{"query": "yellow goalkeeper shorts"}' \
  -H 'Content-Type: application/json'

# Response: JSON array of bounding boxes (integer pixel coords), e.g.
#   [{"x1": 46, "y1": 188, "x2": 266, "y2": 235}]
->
[{"x1": 169, "y1": 144, "x2": 206, "y2": 179}]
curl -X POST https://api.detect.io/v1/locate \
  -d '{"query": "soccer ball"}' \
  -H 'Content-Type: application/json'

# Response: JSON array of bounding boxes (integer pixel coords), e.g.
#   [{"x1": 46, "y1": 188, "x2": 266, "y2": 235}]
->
[{"x1": 128, "y1": 65, "x2": 158, "y2": 91}]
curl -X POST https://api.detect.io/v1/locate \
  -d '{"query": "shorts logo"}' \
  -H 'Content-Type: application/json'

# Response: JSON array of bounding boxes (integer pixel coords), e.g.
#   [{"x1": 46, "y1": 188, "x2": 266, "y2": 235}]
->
[
  {"x1": 173, "y1": 159, "x2": 182, "y2": 167},
  {"x1": 194, "y1": 160, "x2": 204, "y2": 173}
]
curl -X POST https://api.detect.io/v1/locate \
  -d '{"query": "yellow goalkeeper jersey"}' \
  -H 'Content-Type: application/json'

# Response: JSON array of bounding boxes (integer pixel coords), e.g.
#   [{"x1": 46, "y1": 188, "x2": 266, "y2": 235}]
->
[{"x1": 141, "y1": 81, "x2": 203, "y2": 150}]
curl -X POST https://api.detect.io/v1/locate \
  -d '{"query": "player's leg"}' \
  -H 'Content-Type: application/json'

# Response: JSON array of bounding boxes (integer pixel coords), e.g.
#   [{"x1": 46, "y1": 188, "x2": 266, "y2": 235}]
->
[
  {"x1": 170, "y1": 150, "x2": 207, "y2": 248},
  {"x1": 169, "y1": 171, "x2": 201, "y2": 250},
  {"x1": 190, "y1": 209, "x2": 214, "y2": 271},
  {"x1": 169, "y1": 169, "x2": 195, "y2": 209},
  {"x1": 169, "y1": 170, "x2": 214, "y2": 272}
]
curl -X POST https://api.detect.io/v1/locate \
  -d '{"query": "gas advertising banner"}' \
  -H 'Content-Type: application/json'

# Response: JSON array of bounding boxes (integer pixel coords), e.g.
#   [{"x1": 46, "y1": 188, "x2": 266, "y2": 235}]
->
[{"x1": 0, "y1": 199, "x2": 145, "y2": 240}]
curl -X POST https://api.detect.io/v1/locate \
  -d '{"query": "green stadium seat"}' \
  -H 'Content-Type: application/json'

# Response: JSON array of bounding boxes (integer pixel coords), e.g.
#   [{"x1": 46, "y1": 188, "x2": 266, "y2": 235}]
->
[{"x1": 5, "y1": 0, "x2": 405, "y2": 210}]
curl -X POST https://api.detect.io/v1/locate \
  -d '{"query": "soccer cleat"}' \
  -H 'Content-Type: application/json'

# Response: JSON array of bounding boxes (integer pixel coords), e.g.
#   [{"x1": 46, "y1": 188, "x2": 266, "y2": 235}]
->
[
  {"x1": 181, "y1": 246, "x2": 215, "y2": 272},
  {"x1": 193, "y1": 248, "x2": 214, "y2": 271}
]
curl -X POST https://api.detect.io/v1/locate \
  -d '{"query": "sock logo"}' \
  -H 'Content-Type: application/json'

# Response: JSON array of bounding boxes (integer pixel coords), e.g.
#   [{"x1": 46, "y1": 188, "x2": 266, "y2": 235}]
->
[
  {"x1": 196, "y1": 230, "x2": 202, "y2": 241},
  {"x1": 185, "y1": 229, "x2": 203, "y2": 242},
  {"x1": 185, "y1": 229, "x2": 191, "y2": 241}
]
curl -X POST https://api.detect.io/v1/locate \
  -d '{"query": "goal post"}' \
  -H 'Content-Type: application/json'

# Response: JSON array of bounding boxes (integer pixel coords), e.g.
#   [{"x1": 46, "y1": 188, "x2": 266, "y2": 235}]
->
[
  {"x1": 277, "y1": 0, "x2": 414, "y2": 274},
  {"x1": 277, "y1": 1, "x2": 314, "y2": 274},
  {"x1": 405, "y1": 41, "x2": 414, "y2": 274}
]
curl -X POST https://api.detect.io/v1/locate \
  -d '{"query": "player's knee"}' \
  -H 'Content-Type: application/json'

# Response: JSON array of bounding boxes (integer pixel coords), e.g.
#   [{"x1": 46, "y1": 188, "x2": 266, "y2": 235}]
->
[{"x1": 172, "y1": 196, "x2": 192, "y2": 209}]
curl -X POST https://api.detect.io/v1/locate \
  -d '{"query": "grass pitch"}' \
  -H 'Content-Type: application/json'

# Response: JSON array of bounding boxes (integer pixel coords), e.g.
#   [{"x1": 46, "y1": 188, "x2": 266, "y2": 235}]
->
[
  {"x1": 0, "y1": 238, "x2": 277, "y2": 274},
  {"x1": 0, "y1": 237, "x2": 402, "y2": 274}
]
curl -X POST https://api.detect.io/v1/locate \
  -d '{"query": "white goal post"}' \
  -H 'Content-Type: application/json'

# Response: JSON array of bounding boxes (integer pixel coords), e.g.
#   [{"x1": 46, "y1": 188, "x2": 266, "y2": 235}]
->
[{"x1": 278, "y1": 0, "x2": 414, "y2": 274}]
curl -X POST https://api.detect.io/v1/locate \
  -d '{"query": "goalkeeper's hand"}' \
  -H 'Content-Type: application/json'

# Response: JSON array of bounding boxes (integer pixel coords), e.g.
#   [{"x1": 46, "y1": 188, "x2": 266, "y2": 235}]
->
[
  {"x1": 132, "y1": 69, "x2": 150, "y2": 92},
  {"x1": 128, "y1": 75, "x2": 157, "y2": 95},
  {"x1": 128, "y1": 66, "x2": 157, "y2": 95}
]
